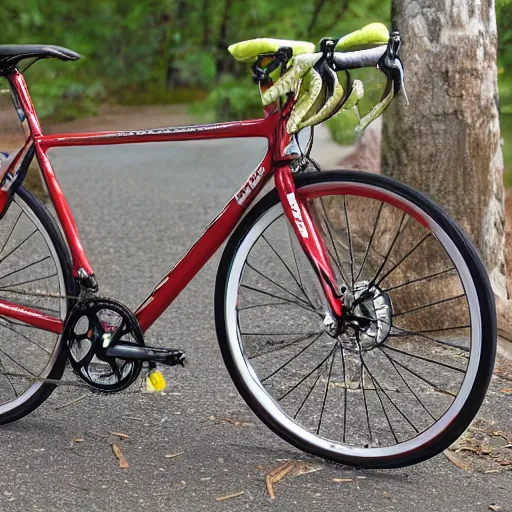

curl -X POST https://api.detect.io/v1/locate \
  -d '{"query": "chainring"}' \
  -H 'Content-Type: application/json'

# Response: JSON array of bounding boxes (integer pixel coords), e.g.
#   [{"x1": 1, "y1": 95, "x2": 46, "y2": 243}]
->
[{"x1": 64, "y1": 297, "x2": 144, "y2": 392}]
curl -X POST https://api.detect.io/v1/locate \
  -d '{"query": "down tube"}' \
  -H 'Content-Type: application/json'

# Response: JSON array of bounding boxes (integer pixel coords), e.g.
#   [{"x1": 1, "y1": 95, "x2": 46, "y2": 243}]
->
[{"x1": 135, "y1": 150, "x2": 274, "y2": 332}]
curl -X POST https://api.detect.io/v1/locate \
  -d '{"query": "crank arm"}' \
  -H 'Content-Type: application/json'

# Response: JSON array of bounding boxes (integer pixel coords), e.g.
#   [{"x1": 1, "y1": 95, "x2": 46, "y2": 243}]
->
[{"x1": 106, "y1": 343, "x2": 186, "y2": 367}]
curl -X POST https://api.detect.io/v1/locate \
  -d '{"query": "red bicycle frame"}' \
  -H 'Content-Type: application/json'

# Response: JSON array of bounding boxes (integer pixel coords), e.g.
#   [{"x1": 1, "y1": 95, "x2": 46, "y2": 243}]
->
[{"x1": 0, "y1": 70, "x2": 343, "y2": 334}]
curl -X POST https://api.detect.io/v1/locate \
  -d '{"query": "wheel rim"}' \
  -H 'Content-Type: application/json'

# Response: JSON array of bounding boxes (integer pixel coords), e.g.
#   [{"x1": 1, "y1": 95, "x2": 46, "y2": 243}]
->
[
  {"x1": 224, "y1": 181, "x2": 482, "y2": 460},
  {"x1": 0, "y1": 195, "x2": 67, "y2": 415}
]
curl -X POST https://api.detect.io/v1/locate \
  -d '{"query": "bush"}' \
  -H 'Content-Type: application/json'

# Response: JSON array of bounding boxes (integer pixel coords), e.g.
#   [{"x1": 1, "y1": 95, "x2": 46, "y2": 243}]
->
[{"x1": 191, "y1": 76, "x2": 264, "y2": 122}]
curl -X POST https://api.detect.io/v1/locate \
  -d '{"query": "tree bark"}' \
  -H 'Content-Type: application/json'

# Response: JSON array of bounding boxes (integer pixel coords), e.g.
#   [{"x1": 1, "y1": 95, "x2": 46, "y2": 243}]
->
[{"x1": 382, "y1": 0, "x2": 506, "y2": 299}]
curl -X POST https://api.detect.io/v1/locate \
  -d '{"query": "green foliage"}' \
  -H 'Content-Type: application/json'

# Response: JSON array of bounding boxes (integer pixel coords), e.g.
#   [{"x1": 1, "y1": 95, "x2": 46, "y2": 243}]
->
[
  {"x1": 498, "y1": 0, "x2": 512, "y2": 184},
  {"x1": 0, "y1": 0, "x2": 391, "y2": 121},
  {"x1": 326, "y1": 110, "x2": 358, "y2": 145},
  {"x1": 192, "y1": 77, "x2": 263, "y2": 122},
  {"x1": 326, "y1": 67, "x2": 386, "y2": 144}
]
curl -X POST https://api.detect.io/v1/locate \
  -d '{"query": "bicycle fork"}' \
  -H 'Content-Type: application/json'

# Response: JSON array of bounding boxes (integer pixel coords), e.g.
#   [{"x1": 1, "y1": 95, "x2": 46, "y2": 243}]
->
[{"x1": 274, "y1": 164, "x2": 344, "y2": 328}]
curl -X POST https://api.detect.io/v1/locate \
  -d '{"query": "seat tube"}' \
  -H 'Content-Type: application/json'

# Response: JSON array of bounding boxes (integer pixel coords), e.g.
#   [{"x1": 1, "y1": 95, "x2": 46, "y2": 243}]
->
[
  {"x1": 8, "y1": 70, "x2": 95, "y2": 278},
  {"x1": 274, "y1": 164, "x2": 343, "y2": 318}
]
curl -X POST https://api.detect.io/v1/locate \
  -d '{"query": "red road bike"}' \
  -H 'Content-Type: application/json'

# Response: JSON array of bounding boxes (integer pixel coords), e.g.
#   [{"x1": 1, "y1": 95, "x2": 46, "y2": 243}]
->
[{"x1": 0, "y1": 34, "x2": 496, "y2": 468}]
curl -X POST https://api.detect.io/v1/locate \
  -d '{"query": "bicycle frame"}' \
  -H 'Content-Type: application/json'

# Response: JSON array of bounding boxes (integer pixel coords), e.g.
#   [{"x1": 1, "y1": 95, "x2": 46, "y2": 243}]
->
[{"x1": 0, "y1": 70, "x2": 343, "y2": 334}]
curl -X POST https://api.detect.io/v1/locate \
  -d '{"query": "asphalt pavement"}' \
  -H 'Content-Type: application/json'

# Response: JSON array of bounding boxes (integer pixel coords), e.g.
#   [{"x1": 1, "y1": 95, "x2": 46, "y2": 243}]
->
[{"x1": 0, "y1": 135, "x2": 510, "y2": 512}]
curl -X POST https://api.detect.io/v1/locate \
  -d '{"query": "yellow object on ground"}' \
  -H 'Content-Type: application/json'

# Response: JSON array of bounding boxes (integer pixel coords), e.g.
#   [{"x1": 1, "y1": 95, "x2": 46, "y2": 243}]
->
[{"x1": 146, "y1": 369, "x2": 167, "y2": 392}]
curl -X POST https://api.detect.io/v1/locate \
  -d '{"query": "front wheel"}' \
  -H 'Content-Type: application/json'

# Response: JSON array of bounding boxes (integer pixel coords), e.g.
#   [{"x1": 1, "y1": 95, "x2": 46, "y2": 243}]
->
[{"x1": 215, "y1": 170, "x2": 496, "y2": 468}]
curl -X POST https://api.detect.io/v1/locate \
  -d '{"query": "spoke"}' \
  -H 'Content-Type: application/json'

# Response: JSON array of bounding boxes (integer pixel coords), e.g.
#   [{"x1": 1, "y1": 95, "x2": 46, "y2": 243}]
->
[
  {"x1": 381, "y1": 344, "x2": 465, "y2": 373},
  {"x1": 388, "y1": 325, "x2": 470, "y2": 352},
  {"x1": 339, "y1": 344, "x2": 348, "y2": 443},
  {"x1": 375, "y1": 233, "x2": 432, "y2": 287},
  {"x1": 261, "y1": 235, "x2": 313, "y2": 306},
  {"x1": 394, "y1": 294, "x2": 466, "y2": 318},
  {"x1": 380, "y1": 267, "x2": 456, "y2": 294},
  {"x1": 364, "y1": 362, "x2": 398, "y2": 443},
  {"x1": 385, "y1": 354, "x2": 457, "y2": 397},
  {"x1": 354, "y1": 202, "x2": 384, "y2": 283},
  {"x1": 245, "y1": 262, "x2": 311, "y2": 307},
  {"x1": 0, "y1": 346, "x2": 35, "y2": 376},
  {"x1": 317, "y1": 347, "x2": 336, "y2": 434},
  {"x1": 278, "y1": 346, "x2": 335, "y2": 401},
  {"x1": 241, "y1": 331, "x2": 320, "y2": 336},
  {"x1": 238, "y1": 301, "x2": 292, "y2": 312},
  {"x1": 240, "y1": 284, "x2": 317, "y2": 315},
  {"x1": 378, "y1": 346, "x2": 437, "y2": 422},
  {"x1": 321, "y1": 213, "x2": 351, "y2": 291},
  {"x1": 289, "y1": 230, "x2": 304, "y2": 289},
  {"x1": 355, "y1": 342, "x2": 373, "y2": 444},
  {"x1": 361, "y1": 355, "x2": 419, "y2": 435},
  {"x1": 261, "y1": 332, "x2": 324, "y2": 382},
  {"x1": 364, "y1": 315, "x2": 470, "y2": 352},
  {"x1": 0, "y1": 319, "x2": 52, "y2": 354},
  {"x1": 0, "y1": 229, "x2": 37, "y2": 265},
  {"x1": 0, "y1": 255, "x2": 52, "y2": 283},
  {"x1": 0, "y1": 211, "x2": 22, "y2": 256},
  {"x1": 401, "y1": 325, "x2": 470, "y2": 335},
  {"x1": 0, "y1": 359, "x2": 18, "y2": 397},
  {"x1": 368, "y1": 211, "x2": 406, "y2": 289},
  {"x1": 248, "y1": 332, "x2": 321, "y2": 359},
  {"x1": 343, "y1": 196, "x2": 355, "y2": 289},
  {"x1": 0, "y1": 272, "x2": 58, "y2": 291},
  {"x1": 294, "y1": 366, "x2": 324, "y2": 419}
]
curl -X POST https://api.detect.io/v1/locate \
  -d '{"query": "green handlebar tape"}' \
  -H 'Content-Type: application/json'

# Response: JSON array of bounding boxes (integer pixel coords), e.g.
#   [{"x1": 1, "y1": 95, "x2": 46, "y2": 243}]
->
[
  {"x1": 335, "y1": 23, "x2": 389, "y2": 52},
  {"x1": 228, "y1": 38, "x2": 315, "y2": 62}
]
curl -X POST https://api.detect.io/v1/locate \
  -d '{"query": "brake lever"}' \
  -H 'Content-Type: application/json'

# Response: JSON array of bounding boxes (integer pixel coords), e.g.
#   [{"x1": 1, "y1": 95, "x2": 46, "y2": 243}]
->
[{"x1": 377, "y1": 31, "x2": 409, "y2": 105}]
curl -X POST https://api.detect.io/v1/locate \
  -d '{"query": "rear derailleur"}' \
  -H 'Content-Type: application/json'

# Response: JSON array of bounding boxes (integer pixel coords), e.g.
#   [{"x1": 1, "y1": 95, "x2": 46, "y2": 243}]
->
[{"x1": 63, "y1": 297, "x2": 185, "y2": 392}]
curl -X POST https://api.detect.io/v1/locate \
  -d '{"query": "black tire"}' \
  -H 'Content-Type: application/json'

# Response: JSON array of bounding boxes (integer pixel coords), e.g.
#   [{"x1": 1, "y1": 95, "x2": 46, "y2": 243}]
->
[
  {"x1": 0, "y1": 187, "x2": 75, "y2": 425},
  {"x1": 214, "y1": 170, "x2": 496, "y2": 468}
]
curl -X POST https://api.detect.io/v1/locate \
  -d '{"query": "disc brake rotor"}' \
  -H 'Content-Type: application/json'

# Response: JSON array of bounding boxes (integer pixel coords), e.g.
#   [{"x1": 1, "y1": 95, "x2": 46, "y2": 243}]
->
[{"x1": 64, "y1": 298, "x2": 144, "y2": 392}]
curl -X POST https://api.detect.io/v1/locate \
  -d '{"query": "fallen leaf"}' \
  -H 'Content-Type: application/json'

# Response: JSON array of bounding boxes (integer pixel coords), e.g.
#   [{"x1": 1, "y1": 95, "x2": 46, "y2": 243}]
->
[
  {"x1": 488, "y1": 505, "x2": 502, "y2": 511},
  {"x1": 455, "y1": 445, "x2": 479, "y2": 454},
  {"x1": 499, "y1": 388, "x2": 512, "y2": 394},
  {"x1": 215, "y1": 491, "x2": 244, "y2": 502},
  {"x1": 72, "y1": 438, "x2": 84, "y2": 443},
  {"x1": 266, "y1": 461, "x2": 295, "y2": 500},
  {"x1": 112, "y1": 443, "x2": 129, "y2": 469},
  {"x1": 333, "y1": 478, "x2": 353, "y2": 483},
  {"x1": 109, "y1": 432, "x2": 129, "y2": 439},
  {"x1": 164, "y1": 451, "x2": 184, "y2": 459},
  {"x1": 444, "y1": 450, "x2": 471, "y2": 472},
  {"x1": 384, "y1": 491, "x2": 392, "y2": 499},
  {"x1": 293, "y1": 462, "x2": 323, "y2": 476}
]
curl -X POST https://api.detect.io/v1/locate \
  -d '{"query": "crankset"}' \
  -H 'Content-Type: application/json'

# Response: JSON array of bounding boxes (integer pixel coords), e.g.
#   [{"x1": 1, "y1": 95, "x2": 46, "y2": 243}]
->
[{"x1": 64, "y1": 298, "x2": 185, "y2": 392}]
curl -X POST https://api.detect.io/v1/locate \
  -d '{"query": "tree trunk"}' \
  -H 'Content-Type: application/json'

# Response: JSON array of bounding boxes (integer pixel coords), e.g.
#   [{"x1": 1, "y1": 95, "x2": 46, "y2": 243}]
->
[{"x1": 382, "y1": 0, "x2": 506, "y2": 299}]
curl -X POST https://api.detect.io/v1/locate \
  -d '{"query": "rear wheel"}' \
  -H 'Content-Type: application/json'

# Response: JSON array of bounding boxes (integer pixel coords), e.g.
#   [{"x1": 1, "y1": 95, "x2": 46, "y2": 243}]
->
[
  {"x1": 0, "y1": 187, "x2": 74, "y2": 425},
  {"x1": 215, "y1": 170, "x2": 496, "y2": 468}
]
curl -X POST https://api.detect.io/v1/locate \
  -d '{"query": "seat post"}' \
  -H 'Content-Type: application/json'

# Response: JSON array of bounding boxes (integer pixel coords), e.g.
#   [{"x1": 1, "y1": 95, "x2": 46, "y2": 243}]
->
[{"x1": 7, "y1": 70, "x2": 43, "y2": 139}]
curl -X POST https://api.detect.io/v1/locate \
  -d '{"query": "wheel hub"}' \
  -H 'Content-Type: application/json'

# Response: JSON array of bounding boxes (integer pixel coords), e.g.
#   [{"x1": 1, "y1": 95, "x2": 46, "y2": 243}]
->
[{"x1": 337, "y1": 281, "x2": 392, "y2": 351}]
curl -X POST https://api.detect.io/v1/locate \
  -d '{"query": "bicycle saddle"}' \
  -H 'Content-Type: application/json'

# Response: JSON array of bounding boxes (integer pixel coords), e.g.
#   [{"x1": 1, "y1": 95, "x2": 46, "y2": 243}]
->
[{"x1": 0, "y1": 45, "x2": 81, "y2": 75}]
